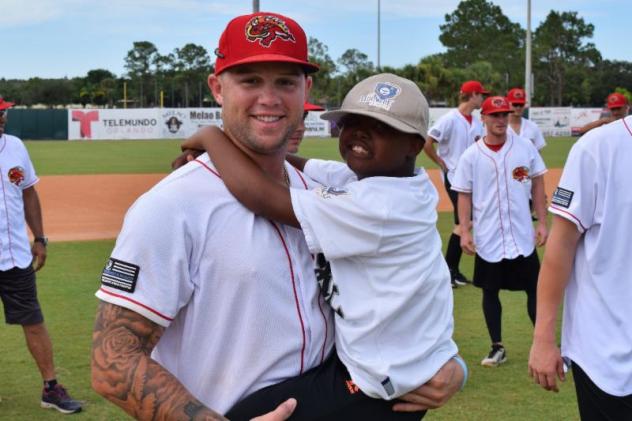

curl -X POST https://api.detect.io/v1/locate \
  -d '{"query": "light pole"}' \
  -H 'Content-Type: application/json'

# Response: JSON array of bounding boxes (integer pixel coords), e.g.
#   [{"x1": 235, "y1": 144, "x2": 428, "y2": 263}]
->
[
  {"x1": 253, "y1": 0, "x2": 259, "y2": 13},
  {"x1": 525, "y1": 0, "x2": 532, "y2": 109},
  {"x1": 377, "y1": 0, "x2": 381, "y2": 71}
]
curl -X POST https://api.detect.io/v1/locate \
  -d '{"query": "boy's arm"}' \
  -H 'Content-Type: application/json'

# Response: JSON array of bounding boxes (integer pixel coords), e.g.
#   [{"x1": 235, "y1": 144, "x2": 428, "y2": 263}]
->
[
  {"x1": 285, "y1": 154, "x2": 309, "y2": 172},
  {"x1": 423, "y1": 138, "x2": 447, "y2": 172},
  {"x1": 191, "y1": 126, "x2": 300, "y2": 228},
  {"x1": 457, "y1": 192, "x2": 475, "y2": 255},
  {"x1": 531, "y1": 175, "x2": 548, "y2": 246}
]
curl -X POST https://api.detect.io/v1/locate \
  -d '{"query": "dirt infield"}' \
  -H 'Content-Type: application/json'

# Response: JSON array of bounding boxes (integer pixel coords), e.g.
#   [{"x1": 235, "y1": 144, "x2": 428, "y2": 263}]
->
[{"x1": 39, "y1": 169, "x2": 563, "y2": 242}]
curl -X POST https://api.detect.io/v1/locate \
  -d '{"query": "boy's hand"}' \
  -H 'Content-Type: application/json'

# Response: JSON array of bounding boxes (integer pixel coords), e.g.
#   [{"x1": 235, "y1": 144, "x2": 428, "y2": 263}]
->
[
  {"x1": 535, "y1": 222, "x2": 548, "y2": 247},
  {"x1": 171, "y1": 149, "x2": 203, "y2": 170},
  {"x1": 251, "y1": 399, "x2": 297, "y2": 421},
  {"x1": 460, "y1": 231, "x2": 476, "y2": 255}
]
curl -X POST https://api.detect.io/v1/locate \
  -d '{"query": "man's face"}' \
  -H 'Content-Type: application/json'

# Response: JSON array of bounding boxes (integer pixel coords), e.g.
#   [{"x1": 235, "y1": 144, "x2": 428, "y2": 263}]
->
[
  {"x1": 483, "y1": 112, "x2": 509, "y2": 137},
  {"x1": 471, "y1": 92, "x2": 484, "y2": 108},
  {"x1": 510, "y1": 102, "x2": 525, "y2": 117},
  {"x1": 0, "y1": 110, "x2": 8, "y2": 136},
  {"x1": 208, "y1": 62, "x2": 309, "y2": 156},
  {"x1": 610, "y1": 106, "x2": 629, "y2": 120},
  {"x1": 287, "y1": 112, "x2": 308, "y2": 154}
]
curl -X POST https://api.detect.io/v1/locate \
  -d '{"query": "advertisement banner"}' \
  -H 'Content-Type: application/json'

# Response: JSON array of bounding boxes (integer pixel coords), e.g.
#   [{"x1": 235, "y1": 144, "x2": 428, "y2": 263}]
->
[
  {"x1": 529, "y1": 107, "x2": 572, "y2": 137},
  {"x1": 69, "y1": 108, "x2": 329, "y2": 140},
  {"x1": 570, "y1": 108, "x2": 603, "y2": 136}
]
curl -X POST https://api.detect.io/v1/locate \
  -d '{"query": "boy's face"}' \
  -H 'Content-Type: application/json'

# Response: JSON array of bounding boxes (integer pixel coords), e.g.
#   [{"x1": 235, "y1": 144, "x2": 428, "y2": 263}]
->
[
  {"x1": 337, "y1": 114, "x2": 422, "y2": 180},
  {"x1": 483, "y1": 112, "x2": 509, "y2": 137}
]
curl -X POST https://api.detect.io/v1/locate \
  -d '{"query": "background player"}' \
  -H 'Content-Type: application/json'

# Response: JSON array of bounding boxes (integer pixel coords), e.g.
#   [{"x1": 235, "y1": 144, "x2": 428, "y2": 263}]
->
[
  {"x1": 287, "y1": 102, "x2": 325, "y2": 154},
  {"x1": 577, "y1": 92, "x2": 630, "y2": 135},
  {"x1": 506, "y1": 88, "x2": 546, "y2": 151},
  {"x1": 452, "y1": 96, "x2": 548, "y2": 367},
  {"x1": 0, "y1": 97, "x2": 82, "y2": 414},
  {"x1": 180, "y1": 73, "x2": 462, "y2": 420},
  {"x1": 424, "y1": 80, "x2": 487, "y2": 288},
  {"x1": 529, "y1": 115, "x2": 632, "y2": 420}
]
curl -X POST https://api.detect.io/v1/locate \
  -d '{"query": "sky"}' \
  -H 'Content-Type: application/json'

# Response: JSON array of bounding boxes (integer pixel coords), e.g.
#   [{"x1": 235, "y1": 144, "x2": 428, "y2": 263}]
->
[{"x1": 2, "y1": 0, "x2": 630, "y2": 80}]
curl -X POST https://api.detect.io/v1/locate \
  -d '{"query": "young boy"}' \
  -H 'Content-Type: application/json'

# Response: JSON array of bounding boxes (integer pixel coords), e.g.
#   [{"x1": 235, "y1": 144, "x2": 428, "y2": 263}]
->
[
  {"x1": 181, "y1": 73, "x2": 462, "y2": 419},
  {"x1": 452, "y1": 96, "x2": 548, "y2": 367}
]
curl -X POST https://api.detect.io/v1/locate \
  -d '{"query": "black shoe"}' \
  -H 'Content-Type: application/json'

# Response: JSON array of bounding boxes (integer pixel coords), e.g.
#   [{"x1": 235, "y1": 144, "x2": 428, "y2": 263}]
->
[
  {"x1": 455, "y1": 271, "x2": 471, "y2": 284},
  {"x1": 41, "y1": 384, "x2": 82, "y2": 414}
]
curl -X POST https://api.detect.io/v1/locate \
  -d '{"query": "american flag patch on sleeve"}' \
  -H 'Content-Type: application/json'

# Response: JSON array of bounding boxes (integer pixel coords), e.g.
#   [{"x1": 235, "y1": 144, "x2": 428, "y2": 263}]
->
[
  {"x1": 551, "y1": 187, "x2": 574, "y2": 209},
  {"x1": 101, "y1": 258, "x2": 140, "y2": 293}
]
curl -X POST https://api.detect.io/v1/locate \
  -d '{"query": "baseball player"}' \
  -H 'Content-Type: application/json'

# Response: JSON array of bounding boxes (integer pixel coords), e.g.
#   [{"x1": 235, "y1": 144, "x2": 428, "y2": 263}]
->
[
  {"x1": 0, "y1": 97, "x2": 82, "y2": 414},
  {"x1": 529, "y1": 116, "x2": 632, "y2": 419},
  {"x1": 91, "y1": 12, "x2": 464, "y2": 421},
  {"x1": 577, "y1": 92, "x2": 630, "y2": 135},
  {"x1": 424, "y1": 80, "x2": 488, "y2": 287},
  {"x1": 452, "y1": 96, "x2": 548, "y2": 367},
  {"x1": 287, "y1": 102, "x2": 325, "y2": 154},
  {"x1": 180, "y1": 73, "x2": 463, "y2": 420},
  {"x1": 506, "y1": 88, "x2": 546, "y2": 151}
]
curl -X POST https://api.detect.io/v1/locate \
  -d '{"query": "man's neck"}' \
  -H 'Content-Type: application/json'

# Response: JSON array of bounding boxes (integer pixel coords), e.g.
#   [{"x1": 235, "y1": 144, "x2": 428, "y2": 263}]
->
[
  {"x1": 458, "y1": 102, "x2": 475, "y2": 116},
  {"x1": 508, "y1": 114, "x2": 522, "y2": 124},
  {"x1": 485, "y1": 132, "x2": 507, "y2": 145},
  {"x1": 224, "y1": 129, "x2": 288, "y2": 183}
]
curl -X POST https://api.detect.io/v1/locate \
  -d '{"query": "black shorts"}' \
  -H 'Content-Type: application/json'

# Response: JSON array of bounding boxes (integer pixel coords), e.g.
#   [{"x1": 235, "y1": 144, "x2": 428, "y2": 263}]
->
[
  {"x1": 473, "y1": 251, "x2": 539, "y2": 291},
  {"x1": 0, "y1": 265, "x2": 43, "y2": 325},
  {"x1": 226, "y1": 352, "x2": 426, "y2": 421},
  {"x1": 572, "y1": 361, "x2": 632, "y2": 420},
  {"x1": 443, "y1": 172, "x2": 460, "y2": 225}
]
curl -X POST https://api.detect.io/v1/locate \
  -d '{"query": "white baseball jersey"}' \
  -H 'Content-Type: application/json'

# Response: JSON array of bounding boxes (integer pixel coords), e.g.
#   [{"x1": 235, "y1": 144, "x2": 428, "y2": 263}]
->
[
  {"x1": 508, "y1": 117, "x2": 546, "y2": 150},
  {"x1": 96, "y1": 153, "x2": 334, "y2": 413},
  {"x1": 0, "y1": 134, "x2": 39, "y2": 271},
  {"x1": 550, "y1": 116, "x2": 632, "y2": 396},
  {"x1": 291, "y1": 159, "x2": 458, "y2": 399},
  {"x1": 427, "y1": 109, "x2": 484, "y2": 184},
  {"x1": 451, "y1": 132, "x2": 547, "y2": 263}
]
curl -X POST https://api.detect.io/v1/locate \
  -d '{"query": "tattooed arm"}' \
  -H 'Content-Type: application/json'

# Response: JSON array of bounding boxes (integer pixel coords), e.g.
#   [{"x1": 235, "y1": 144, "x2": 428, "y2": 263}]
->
[{"x1": 91, "y1": 302, "x2": 226, "y2": 420}]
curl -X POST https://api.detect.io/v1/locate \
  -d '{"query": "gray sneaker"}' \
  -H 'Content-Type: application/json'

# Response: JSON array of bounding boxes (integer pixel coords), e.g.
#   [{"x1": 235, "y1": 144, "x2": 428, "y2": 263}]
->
[
  {"x1": 481, "y1": 345, "x2": 507, "y2": 367},
  {"x1": 41, "y1": 384, "x2": 82, "y2": 414}
]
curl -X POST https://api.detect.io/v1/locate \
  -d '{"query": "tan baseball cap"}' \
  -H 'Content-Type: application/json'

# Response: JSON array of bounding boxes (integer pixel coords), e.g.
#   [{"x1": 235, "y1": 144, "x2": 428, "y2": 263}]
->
[{"x1": 320, "y1": 73, "x2": 429, "y2": 139}]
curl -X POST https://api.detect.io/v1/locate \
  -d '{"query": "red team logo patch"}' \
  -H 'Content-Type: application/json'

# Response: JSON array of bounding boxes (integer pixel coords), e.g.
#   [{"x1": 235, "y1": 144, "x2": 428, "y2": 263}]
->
[
  {"x1": 512, "y1": 166, "x2": 530, "y2": 183},
  {"x1": 8, "y1": 166, "x2": 25, "y2": 186},
  {"x1": 245, "y1": 15, "x2": 296, "y2": 47}
]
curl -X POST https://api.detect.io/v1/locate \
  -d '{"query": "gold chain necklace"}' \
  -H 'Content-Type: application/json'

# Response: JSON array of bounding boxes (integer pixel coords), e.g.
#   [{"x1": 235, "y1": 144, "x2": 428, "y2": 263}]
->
[{"x1": 283, "y1": 166, "x2": 291, "y2": 187}]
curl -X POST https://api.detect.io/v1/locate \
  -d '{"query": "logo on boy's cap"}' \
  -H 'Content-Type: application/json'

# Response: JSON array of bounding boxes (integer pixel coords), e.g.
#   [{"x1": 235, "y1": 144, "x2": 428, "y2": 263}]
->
[
  {"x1": 246, "y1": 15, "x2": 296, "y2": 47},
  {"x1": 359, "y1": 82, "x2": 401, "y2": 111}
]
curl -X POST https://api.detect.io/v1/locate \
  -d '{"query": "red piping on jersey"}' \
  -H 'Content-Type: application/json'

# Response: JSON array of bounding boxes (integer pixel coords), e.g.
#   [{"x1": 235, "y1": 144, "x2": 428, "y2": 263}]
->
[
  {"x1": 550, "y1": 206, "x2": 587, "y2": 231},
  {"x1": 269, "y1": 221, "x2": 306, "y2": 374},
  {"x1": 623, "y1": 117, "x2": 632, "y2": 137},
  {"x1": 501, "y1": 139, "x2": 520, "y2": 252},
  {"x1": 292, "y1": 167, "x2": 309, "y2": 189},
  {"x1": 194, "y1": 159, "x2": 221, "y2": 178},
  {"x1": 476, "y1": 142, "x2": 508, "y2": 257},
  {"x1": 0, "y1": 135, "x2": 6, "y2": 154},
  {"x1": 99, "y1": 287, "x2": 174, "y2": 322},
  {"x1": 0, "y1": 167, "x2": 16, "y2": 267}
]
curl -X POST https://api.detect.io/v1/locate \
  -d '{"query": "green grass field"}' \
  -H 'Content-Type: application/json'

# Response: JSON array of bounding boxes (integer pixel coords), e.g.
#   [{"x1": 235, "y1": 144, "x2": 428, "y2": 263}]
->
[{"x1": 1, "y1": 137, "x2": 580, "y2": 420}]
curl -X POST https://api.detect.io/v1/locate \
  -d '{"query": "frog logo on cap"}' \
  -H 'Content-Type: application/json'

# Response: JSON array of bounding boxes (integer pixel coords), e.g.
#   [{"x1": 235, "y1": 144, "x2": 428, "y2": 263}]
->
[
  {"x1": 246, "y1": 15, "x2": 296, "y2": 47},
  {"x1": 359, "y1": 82, "x2": 401, "y2": 111}
]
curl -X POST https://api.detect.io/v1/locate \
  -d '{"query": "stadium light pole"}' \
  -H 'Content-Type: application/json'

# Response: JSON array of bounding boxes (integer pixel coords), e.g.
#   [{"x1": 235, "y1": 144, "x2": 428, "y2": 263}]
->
[
  {"x1": 253, "y1": 0, "x2": 259, "y2": 13},
  {"x1": 377, "y1": 0, "x2": 381, "y2": 71},
  {"x1": 525, "y1": 0, "x2": 532, "y2": 110}
]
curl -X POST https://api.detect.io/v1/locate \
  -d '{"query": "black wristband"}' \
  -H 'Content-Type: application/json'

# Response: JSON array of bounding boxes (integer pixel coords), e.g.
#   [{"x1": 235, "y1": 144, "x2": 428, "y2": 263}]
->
[{"x1": 34, "y1": 236, "x2": 48, "y2": 246}]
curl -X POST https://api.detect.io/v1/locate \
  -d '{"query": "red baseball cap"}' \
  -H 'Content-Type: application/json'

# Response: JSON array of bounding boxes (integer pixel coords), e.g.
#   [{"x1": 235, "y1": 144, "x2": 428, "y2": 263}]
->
[
  {"x1": 0, "y1": 97, "x2": 15, "y2": 111},
  {"x1": 606, "y1": 92, "x2": 628, "y2": 109},
  {"x1": 213, "y1": 12, "x2": 319, "y2": 76},
  {"x1": 460, "y1": 80, "x2": 489, "y2": 95},
  {"x1": 304, "y1": 102, "x2": 324, "y2": 112},
  {"x1": 481, "y1": 96, "x2": 512, "y2": 115},
  {"x1": 506, "y1": 88, "x2": 526, "y2": 104}
]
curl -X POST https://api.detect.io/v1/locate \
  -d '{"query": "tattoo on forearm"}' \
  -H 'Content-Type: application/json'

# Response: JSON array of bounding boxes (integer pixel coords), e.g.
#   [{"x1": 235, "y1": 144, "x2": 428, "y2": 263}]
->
[{"x1": 92, "y1": 302, "x2": 226, "y2": 420}]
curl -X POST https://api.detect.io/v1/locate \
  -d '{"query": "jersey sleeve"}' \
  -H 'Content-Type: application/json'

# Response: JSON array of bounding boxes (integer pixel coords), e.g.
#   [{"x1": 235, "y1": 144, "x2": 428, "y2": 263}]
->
[
  {"x1": 290, "y1": 183, "x2": 385, "y2": 259},
  {"x1": 303, "y1": 159, "x2": 358, "y2": 186},
  {"x1": 548, "y1": 141, "x2": 596, "y2": 233},
  {"x1": 96, "y1": 191, "x2": 195, "y2": 327},
  {"x1": 450, "y1": 150, "x2": 473, "y2": 192},
  {"x1": 17, "y1": 141, "x2": 39, "y2": 189},
  {"x1": 428, "y1": 113, "x2": 453, "y2": 144}
]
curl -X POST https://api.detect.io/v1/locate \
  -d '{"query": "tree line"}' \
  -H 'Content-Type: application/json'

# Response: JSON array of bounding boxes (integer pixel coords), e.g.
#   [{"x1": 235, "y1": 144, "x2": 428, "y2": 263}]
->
[{"x1": 2, "y1": 0, "x2": 631, "y2": 109}]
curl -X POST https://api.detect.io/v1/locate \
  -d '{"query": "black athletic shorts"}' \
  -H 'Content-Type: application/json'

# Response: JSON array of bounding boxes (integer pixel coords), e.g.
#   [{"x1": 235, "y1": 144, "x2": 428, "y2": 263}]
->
[
  {"x1": 0, "y1": 265, "x2": 43, "y2": 325},
  {"x1": 572, "y1": 361, "x2": 632, "y2": 420},
  {"x1": 443, "y1": 172, "x2": 460, "y2": 225},
  {"x1": 226, "y1": 351, "x2": 426, "y2": 421},
  {"x1": 473, "y1": 251, "x2": 539, "y2": 291}
]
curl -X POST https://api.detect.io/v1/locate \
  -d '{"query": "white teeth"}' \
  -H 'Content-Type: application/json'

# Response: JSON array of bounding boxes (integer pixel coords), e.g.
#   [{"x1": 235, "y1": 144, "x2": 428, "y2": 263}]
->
[
  {"x1": 256, "y1": 116, "x2": 281, "y2": 122},
  {"x1": 352, "y1": 145, "x2": 368, "y2": 155}
]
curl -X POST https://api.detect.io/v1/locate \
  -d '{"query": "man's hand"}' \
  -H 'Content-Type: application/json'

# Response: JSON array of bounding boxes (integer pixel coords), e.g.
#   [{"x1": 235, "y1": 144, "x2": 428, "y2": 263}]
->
[
  {"x1": 528, "y1": 339, "x2": 565, "y2": 393},
  {"x1": 393, "y1": 357, "x2": 464, "y2": 412},
  {"x1": 535, "y1": 222, "x2": 548, "y2": 247},
  {"x1": 460, "y1": 230, "x2": 476, "y2": 255},
  {"x1": 171, "y1": 148, "x2": 203, "y2": 170},
  {"x1": 31, "y1": 242, "x2": 47, "y2": 271},
  {"x1": 250, "y1": 399, "x2": 297, "y2": 421},
  {"x1": 437, "y1": 157, "x2": 448, "y2": 173}
]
